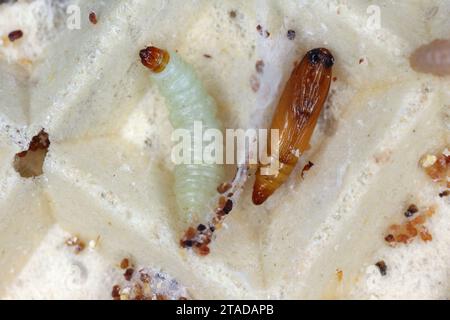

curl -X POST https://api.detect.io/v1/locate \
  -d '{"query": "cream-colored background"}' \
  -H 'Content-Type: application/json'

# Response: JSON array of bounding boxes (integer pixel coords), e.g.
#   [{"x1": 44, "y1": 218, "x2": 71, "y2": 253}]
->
[{"x1": 0, "y1": 0, "x2": 449, "y2": 299}]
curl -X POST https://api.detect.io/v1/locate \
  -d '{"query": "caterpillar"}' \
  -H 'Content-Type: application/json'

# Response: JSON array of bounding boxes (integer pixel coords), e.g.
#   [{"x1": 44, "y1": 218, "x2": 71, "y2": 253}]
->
[
  {"x1": 410, "y1": 39, "x2": 450, "y2": 76},
  {"x1": 140, "y1": 46, "x2": 225, "y2": 223},
  {"x1": 253, "y1": 48, "x2": 334, "y2": 205}
]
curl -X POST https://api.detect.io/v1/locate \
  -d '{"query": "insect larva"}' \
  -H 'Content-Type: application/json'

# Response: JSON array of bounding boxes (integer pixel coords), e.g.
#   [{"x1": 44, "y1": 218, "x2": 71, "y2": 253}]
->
[
  {"x1": 140, "y1": 46, "x2": 225, "y2": 222},
  {"x1": 410, "y1": 39, "x2": 450, "y2": 76},
  {"x1": 252, "y1": 48, "x2": 334, "y2": 205}
]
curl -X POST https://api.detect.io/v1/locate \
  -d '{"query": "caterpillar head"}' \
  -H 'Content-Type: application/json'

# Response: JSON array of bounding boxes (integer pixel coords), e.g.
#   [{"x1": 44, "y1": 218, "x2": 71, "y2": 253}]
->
[{"x1": 140, "y1": 46, "x2": 170, "y2": 73}]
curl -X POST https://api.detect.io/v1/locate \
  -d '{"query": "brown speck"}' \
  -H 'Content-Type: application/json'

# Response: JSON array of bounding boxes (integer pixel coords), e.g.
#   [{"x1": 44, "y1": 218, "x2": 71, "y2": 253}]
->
[
  {"x1": 375, "y1": 260, "x2": 387, "y2": 276},
  {"x1": 183, "y1": 240, "x2": 193, "y2": 247},
  {"x1": 124, "y1": 268, "x2": 134, "y2": 281},
  {"x1": 120, "y1": 258, "x2": 130, "y2": 270},
  {"x1": 404, "y1": 204, "x2": 419, "y2": 218},
  {"x1": 14, "y1": 130, "x2": 50, "y2": 178},
  {"x1": 65, "y1": 236, "x2": 85, "y2": 254},
  {"x1": 301, "y1": 161, "x2": 314, "y2": 179},
  {"x1": 217, "y1": 182, "x2": 232, "y2": 194},
  {"x1": 203, "y1": 54, "x2": 212, "y2": 59},
  {"x1": 359, "y1": 58, "x2": 365, "y2": 64},
  {"x1": 250, "y1": 74, "x2": 260, "y2": 92},
  {"x1": 112, "y1": 285, "x2": 121, "y2": 300},
  {"x1": 256, "y1": 25, "x2": 262, "y2": 35},
  {"x1": 336, "y1": 269, "x2": 343, "y2": 282},
  {"x1": 419, "y1": 229, "x2": 432, "y2": 242},
  {"x1": 439, "y1": 190, "x2": 449, "y2": 197},
  {"x1": 89, "y1": 12, "x2": 98, "y2": 25},
  {"x1": 287, "y1": 29, "x2": 296, "y2": 40},
  {"x1": 222, "y1": 199, "x2": 233, "y2": 214},
  {"x1": 197, "y1": 224, "x2": 206, "y2": 232},
  {"x1": 8, "y1": 30, "x2": 23, "y2": 42},
  {"x1": 229, "y1": 10, "x2": 237, "y2": 18},
  {"x1": 74, "y1": 242, "x2": 85, "y2": 254},
  {"x1": 255, "y1": 60, "x2": 265, "y2": 74},
  {"x1": 384, "y1": 234, "x2": 395, "y2": 243},
  {"x1": 332, "y1": 77, "x2": 338, "y2": 82}
]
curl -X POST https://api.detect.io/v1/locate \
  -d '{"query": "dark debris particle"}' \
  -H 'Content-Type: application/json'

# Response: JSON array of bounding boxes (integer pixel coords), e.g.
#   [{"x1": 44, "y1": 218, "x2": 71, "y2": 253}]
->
[
  {"x1": 439, "y1": 190, "x2": 449, "y2": 198},
  {"x1": 229, "y1": 10, "x2": 237, "y2": 18},
  {"x1": 8, "y1": 29, "x2": 23, "y2": 42},
  {"x1": 375, "y1": 260, "x2": 387, "y2": 276},
  {"x1": 384, "y1": 234, "x2": 395, "y2": 243},
  {"x1": 223, "y1": 199, "x2": 233, "y2": 215},
  {"x1": 301, "y1": 161, "x2": 315, "y2": 179},
  {"x1": 287, "y1": 29, "x2": 296, "y2": 40},
  {"x1": 404, "y1": 204, "x2": 419, "y2": 218},
  {"x1": 123, "y1": 268, "x2": 134, "y2": 281},
  {"x1": 89, "y1": 11, "x2": 98, "y2": 24},
  {"x1": 359, "y1": 58, "x2": 365, "y2": 64},
  {"x1": 197, "y1": 224, "x2": 206, "y2": 232},
  {"x1": 183, "y1": 240, "x2": 193, "y2": 247},
  {"x1": 203, "y1": 54, "x2": 212, "y2": 59},
  {"x1": 112, "y1": 285, "x2": 121, "y2": 300},
  {"x1": 255, "y1": 60, "x2": 265, "y2": 74},
  {"x1": 256, "y1": 25, "x2": 262, "y2": 35}
]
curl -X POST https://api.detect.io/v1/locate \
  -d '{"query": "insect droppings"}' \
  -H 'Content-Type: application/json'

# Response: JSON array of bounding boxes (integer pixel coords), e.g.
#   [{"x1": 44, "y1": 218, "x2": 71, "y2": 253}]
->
[
  {"x1": 89, "y1": 12, "x2": 98, "y2": 25},
  {"x1": 8, "y1": 30, "x2": 23, "y2": 42}
]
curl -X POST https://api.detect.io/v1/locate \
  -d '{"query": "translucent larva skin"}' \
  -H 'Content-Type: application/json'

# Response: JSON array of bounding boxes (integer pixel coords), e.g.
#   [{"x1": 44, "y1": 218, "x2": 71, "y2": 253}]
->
[
  {"x1": 140, "y1": 47, "x2": 225, "y2": 222},
  {"x1": 253, "y1": 48, "x2": 334, "y2": 205},
  {"x1": 410, "y1": 39, "x2": 450, "y2": 76}
]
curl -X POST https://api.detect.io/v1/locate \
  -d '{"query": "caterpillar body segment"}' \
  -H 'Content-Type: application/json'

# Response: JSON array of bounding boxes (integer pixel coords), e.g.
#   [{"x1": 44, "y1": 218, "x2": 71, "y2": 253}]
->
[{"x1": 140, "y1": 47, "x2": 225, "y2": 222}]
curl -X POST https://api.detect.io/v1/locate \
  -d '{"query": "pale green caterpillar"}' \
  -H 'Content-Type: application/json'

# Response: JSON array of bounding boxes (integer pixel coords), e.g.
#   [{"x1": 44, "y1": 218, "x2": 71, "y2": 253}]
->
[{"x1": 140, "y1": 46, "x2": 225, "y2": 222}]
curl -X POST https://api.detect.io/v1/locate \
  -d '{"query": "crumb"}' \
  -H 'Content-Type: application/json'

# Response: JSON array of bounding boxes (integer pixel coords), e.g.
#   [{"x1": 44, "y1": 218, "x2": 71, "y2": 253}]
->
[
  {"x1": 65, "y1": 236, "x2": 86, "y2": 254},
  {"x1": 385, "y1": 206, "x2": 435, "y2": 246},
  {"x1": 8, "y1": 30, "x2": 23, "y2": 42},
  {"x1": 256, "y1": 25, "x2": 262, "y2": 35},
  {"x1": 124, "y1": 268, "x2": 134, "y2": 281},
  {"x1": 375, "y1": 260, "x2": 387, "y2": 276},
  {"x1": 89, "y1": 12, "x2": 98, "y2": 24},
  {"x1": 420, "y1": 154, "x2": 437, "y2": 168},
  {"x1": 421, "y1": 150, "x2": 450, "y2": 187},
  {"x1": 287, "y1": 29, "x2": 296, "y2": 40},
  {"x1": 336, "y1": 269, "x2": 343, "y2": 282},
  {"x1": 229, "y1": 10, "x2": 237, "y2": 18},
  {"x1": 404, "y1": 204, "x2": 419, "y2": 218},
  {"x1": 203, "y1": 54, "x2": 212, "y2": 59},
  {"x1": 120, "y1": 258, "x2": 130, "y2": 270},
  {"x1": 217, "y1": 182, "x2": 232, "y2": 194},
  {"x1": 301, "y1": 161, "x2": 314, "y2": 179},
  {"x1": 439, "y1": 190, "x2": 449, "y2": 197},
  {"x1": 359, "y1": 58, "x2": 365, "y2": 64},
  {"x1": 112, "y1": 285, "x2": 121, "y2": 300},
  {"x1": 14, "y1": 130, "x2": 50, "y2": 178},
  {"x1": 255, "y1": 60, "x2": 265, "y2": 74},
  {"x1": 256, "y1": 25, "x2": 270, "y2": 38}
]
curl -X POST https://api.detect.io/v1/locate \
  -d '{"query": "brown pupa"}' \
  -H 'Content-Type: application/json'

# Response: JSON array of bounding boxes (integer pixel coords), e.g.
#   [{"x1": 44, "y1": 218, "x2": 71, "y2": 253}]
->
[
  {"x1": 410, "y1": 39, "x2": 450, "y2": 76},
  {"x1": 252, "y1": 48, "x2": 334, "y2": 205}
]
